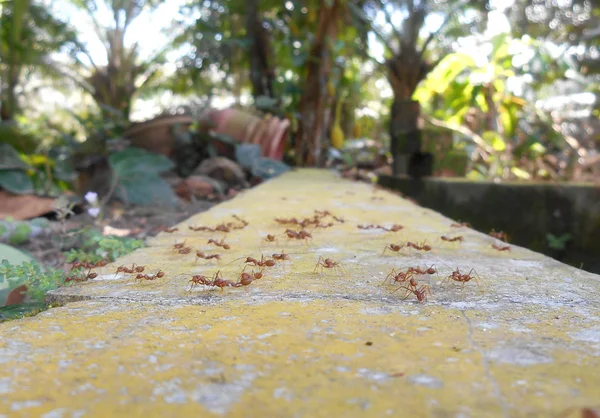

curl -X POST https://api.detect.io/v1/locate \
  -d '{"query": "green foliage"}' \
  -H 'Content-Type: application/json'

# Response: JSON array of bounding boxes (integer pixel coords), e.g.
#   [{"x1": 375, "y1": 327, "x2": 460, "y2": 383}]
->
[
  {"x1": 0, "y1": 260, "x2": 65, "y2": 302},
  {"x1": 8, "y1": 224, "x2": 32, "y2": 245},
  {"x1": 109, "y1": 147, "x2": 179, "y2": 207},
  {"x1": 546, "y1": 233, "x2": 572, "y2": 251},
  {"x1": 62, "y1": 228, "x2": 145, "y2": 264},
  {"x1": 0, "y1": 142, "x2": 73, "y2": 195}
]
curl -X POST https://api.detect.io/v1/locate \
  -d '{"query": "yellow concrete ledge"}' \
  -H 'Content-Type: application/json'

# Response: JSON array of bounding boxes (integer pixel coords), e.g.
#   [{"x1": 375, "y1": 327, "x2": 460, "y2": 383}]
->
[{"x1": 1, "y1": 169, "x2": 599, "y2": 417}]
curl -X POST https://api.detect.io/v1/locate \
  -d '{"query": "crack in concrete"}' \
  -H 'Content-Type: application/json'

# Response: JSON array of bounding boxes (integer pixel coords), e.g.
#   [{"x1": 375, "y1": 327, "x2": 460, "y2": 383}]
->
[{"x1": 461, "y1": 310, "x2": 510, "y2": 418}]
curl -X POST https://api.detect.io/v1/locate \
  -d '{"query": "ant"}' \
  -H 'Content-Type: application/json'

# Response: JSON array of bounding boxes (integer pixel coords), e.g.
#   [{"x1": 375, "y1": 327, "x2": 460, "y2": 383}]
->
[
  {"x1": 315, "y1": 222, "x2": 335, "y2": 229},
  {"x1": 332, "y1": 216, "x2": 345, "y2": 223},
  {"x1": 406, "y1": 265, "x2": 436, "y2": 275},
  {"x1": 398, "y1": 284, "x2": 432, "y2": 303},
  {"x1": 235, "y1": 269, "x2": 264, "y2": 288},
  {"x1": 211, "y1": 271, "x2": 236, "y2": 290},
  {"x1": 188, "y1": 274, "x2": 211, "y2": 290},
  {"x1": 178, "y1": 247, "x2": 192, "y2": 254},
  {"x1": 208, "y1": 238, "x2": 230, "y2": 250},
  {"x1": 357, "y1": 224, "x2": 376, "y2": 230},
  {"x1": 65, "y1": 274, "x2": 87, "y2": 283},
  {"x1": 189, "y1": 225, "x2": 215, "y2": 232},
  {"x1": 275, "y1": 217, "x2": 299, "y2": 225},
  {"x1": 160, "y1": 227, "x2": 179, "y2": 233},
  {"x1": 232, "y1": 214, "x2": 249, "y2": 229},
  {"x1": 407, "y1": 241, "x2": 432, "y2": 251},
  {"x1": 492, "y1": 243, "x2": 510, "y2": 252},
  {"x1": 489, "y1": 229, "x2": 509, "y2": 242},
  {"x1": 114, "y1": 264, "x2": 135, "y2": 276},
  {"x1": 382, "y1": 243, "x2": 405, "y2": 255},
  {"x1": 195, "y1": 251, "x2": 221, "y2": 261},
  {"x1": 443, "y1": 268, "x2": 480, "y2": 288},
  {"x1": 383, "y1": 268, "x2": 412, "y2": 284},
  {"x1": 314, "y1": 256, "x2": 344, "y2": 274},
  {"x1": 244, "y1": 255, "x2": 276, "y2": 268},
  {"x1": 450, "y1": 221, "x2": 471, "y2": 228},
  {"x1": 272, "y1": 250, "x2": 290, "y2": 261},
  {"x1": 384, "y1": 224, "x2": 404, "y2": 232},
  {"x1": 173, "y1": 241, "x2": 187, "y2": 250},
  {"x1": 215, "y1": 224, "x2": 231, "y2": 233},
  {"x1": 70, "y1": 261, "x2": 94, "y2": 271},
  {"x1": 264, "y1": 234, "x2": 277, "y2": 242},
  {"x1": 135, "y1": 270, "x2": 165, "y2": 281},
  {"x1": 441, "y1": 235, "x2": 464, "y2": 243}
]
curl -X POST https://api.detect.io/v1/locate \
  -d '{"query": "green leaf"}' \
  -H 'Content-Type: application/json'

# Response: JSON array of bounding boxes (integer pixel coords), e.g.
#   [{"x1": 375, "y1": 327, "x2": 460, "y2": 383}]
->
[
  {"x1": 109, "y1": 148, "x2": 179, "y2": 207},
  {"x1": 109, "y1": 147, "x2": 174, "y2": 177},
  {"x1": 0, "y1": 170, "x2": 34, "y2": 194},
  {"x1": 482, "y1": 131, "x2": 506, "y2": 152},
  {"x1": 0, "y1": 143, "x2": 29, "y2": 170},
  {"x1": 8, "y1": 224, "x2": 32, "y2": 245},
  {"x1": 0, "y1": 302, "x2": 47, "y2": 321},
  {"x1": 510, "y1": 167, "x2": 531, "y2": 180}
]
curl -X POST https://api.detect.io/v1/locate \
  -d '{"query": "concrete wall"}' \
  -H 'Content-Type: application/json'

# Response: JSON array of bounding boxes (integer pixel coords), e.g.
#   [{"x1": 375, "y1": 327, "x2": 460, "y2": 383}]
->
[{"x1": 378, "y1": 175, "x2": 600, "y2": 274}]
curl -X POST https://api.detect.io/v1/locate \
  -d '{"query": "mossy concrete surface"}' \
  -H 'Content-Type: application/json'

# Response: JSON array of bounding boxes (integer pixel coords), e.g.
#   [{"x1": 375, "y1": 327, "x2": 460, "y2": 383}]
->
[{"x1": 1, "y1": 169, "x2": 600, "y2": 417}]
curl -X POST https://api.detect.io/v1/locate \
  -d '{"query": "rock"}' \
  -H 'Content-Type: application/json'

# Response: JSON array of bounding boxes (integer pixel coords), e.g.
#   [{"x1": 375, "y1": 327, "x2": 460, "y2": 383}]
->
[{"x1": 194, "y1": 157, "x2": 249, "y2": 190}]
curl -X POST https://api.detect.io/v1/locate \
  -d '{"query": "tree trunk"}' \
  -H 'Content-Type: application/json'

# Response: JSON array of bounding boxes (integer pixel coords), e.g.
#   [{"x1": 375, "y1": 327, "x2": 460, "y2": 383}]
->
[
  {"x1": 246, "y1": 0, "x2": 274, "y2": 100},
  {"x1": 295, "y1": 0, "x2": 341, "y2": 167},
  {"x1": 386, "y1": 50, "x2": 433, "y2": 177}
]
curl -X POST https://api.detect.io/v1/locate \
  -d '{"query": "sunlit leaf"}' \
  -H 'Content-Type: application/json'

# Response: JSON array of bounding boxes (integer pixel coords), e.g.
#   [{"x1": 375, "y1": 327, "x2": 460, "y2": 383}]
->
[
  {"x1": 482, "y1": 131, "x2": 506, "y2": 152},
  {"x1": 511, "y1": 167, "x2": 531, "y2": 180}
]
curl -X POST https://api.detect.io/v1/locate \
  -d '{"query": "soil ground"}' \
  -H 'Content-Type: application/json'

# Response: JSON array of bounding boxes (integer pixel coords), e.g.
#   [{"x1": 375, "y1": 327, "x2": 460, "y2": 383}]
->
[{"x1": 13, "y1": 199, "x2": 215, "y2": 271}]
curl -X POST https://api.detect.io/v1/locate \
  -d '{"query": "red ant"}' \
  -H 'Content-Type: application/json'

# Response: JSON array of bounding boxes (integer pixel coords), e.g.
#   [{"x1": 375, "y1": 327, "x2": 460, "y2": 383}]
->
[
  {"x1": 315, "y1": 222, "x2": 335, "y2": 229},
  {"x1": 443, "y1": 268, "x2": 480, "y2": 288},
  {"x1": 178, "y1": 247, "x2": 192, "y2": 254},
  {"x1": 441, "y1": 235, "x2": 464, "y2": 243},
  {"x1": 398, "y1": 284, "x2": 432, "y2": 303},
  {"x1": 384, "y1": 224, "x2": 404, "y2": 232},
  {"x1": 244, "y1": 255, "x2": 276, "y2": 268},
  {"x1": 208, "y1": 238, "x2": 230, "y2": 250},
  {"x1": 135, "y1": 270, "x2": 165, "y2": 281},
  {"x1": 173, "y1": 241, "x2": 187, "y2": 250},
  {"x1": 187, "y1": 274, "x2": 211, "y2": 290},
  {"x1": 189, "y1": 225, "x2": 215, "y2": 232},
  {"x1": 195, "y1": 251, "x2": 221, "y2": 261},
  {"x1": 450, "y1": 221, "x2": 471, "y2": 228},
  {"x1": 314, "y1": 256, "x2": 344, "y2": 274},
  {"x1": 272, "y1": 250, "x2": 290, "y2": 261},
  {"x1": 114, "y1": 264, "x2": 135, "y2": 276},
  {"x1": 275, "y1": 217, "x2": 299, "y2": 225},
  {"x1": 264, "y1": 234, "x2": 277, "y2": 242},
  {"x1": 65, "y1": 274, "x2": 87, "y2": 283},
  {"x1": 211, "y1": 271, "x2": 236, "y2": 290},
  {"x1": 407, "y1": 241, "x2": 432, "y2": 251},
  {"x1": 492, "y1": 243, "x2": 510, "y2": 251},
  {"x1": 407, "y1": 265, "x2": 436, "y2": 275},
  {"x1": 232, "y1": 214, "x2": 249, "y2": 229},
  {"x1": 235, "y1": 269, "x2": 264, "y2": 288},
  {"x1": 383, "y1": 268, "x2": 412, "y2": 284},
  {"x1": 382, "y1": 243, "x2": 406, "y2": 255},
  {"x1": 489, "y1": 229, "x2": 509, "y2": 242}
]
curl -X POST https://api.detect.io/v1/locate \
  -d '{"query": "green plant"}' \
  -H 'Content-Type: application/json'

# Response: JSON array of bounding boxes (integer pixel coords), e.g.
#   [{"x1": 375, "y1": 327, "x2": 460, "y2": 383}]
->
[
  {"x1": 0, "y1": 260, "x2": 65, "y2": 302},
  {"x1": 62, "y1": 228, "x2": 145, "y2": 264},
  {"x1": 546, "y1": 233, "x2": 572, "y2": 251},
  {"x1": 108, "y1": 147, "x2": 180, "y2": 207}
]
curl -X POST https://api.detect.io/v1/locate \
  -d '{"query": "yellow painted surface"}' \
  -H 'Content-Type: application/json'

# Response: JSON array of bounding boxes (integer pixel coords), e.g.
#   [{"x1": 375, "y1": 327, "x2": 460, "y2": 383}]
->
[{"x1": 1, "y1": 169, "x2": 600, "y2": 417}]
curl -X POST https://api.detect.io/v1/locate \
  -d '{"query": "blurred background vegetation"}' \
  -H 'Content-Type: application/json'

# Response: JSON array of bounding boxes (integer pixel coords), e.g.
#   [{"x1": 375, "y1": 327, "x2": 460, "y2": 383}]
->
[{"x1": 0, "y1": 0, "x2": 598, "y2": 189}]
